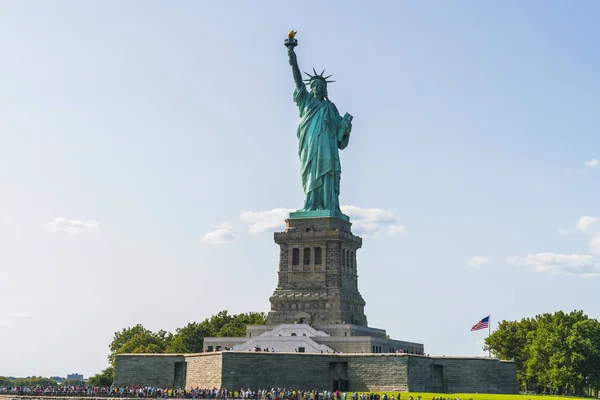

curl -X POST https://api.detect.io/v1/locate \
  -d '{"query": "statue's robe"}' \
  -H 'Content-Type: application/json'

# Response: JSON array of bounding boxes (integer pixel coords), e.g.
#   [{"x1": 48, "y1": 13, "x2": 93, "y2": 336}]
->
[{"x1": 294, "y1": 86, "x2": 351, "y2": 212}]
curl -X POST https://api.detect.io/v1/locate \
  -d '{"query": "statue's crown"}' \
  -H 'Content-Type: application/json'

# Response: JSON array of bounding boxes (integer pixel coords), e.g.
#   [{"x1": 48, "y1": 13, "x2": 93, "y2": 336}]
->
[{"x1": 303, "y1": 68, "x2": 335, "y2": 85}]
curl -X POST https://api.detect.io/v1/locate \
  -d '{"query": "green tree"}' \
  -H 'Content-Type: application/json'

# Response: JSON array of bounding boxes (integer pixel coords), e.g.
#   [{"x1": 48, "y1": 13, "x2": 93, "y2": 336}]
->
[
  {"x1": 568, "y1": 318, "x2": 600, "y2": 396},
  {"x1": 166, "y1": 322, "x2": 210, "y2": 353},
  {"x1": 484, "y1": 318, "x2": 533, "y2": 390},
  {"x1": 207, "y1": 310, "x2": 235, "y2": 336},
  {"x1": 117, "y1": 330, "x2": 170, "y2": 354},
  {"x1": 12, "y1": 377, "x2": 58, "y2": 387},
  {"x1": 109, "y1": 324, "x2": 149, "y2": 363},
  {"x1": 87, "y1": 367, "x2": 114, "y2": 387},
  {"x1": 525, "y1": 313, "x2": 555, "y2": 393},
  {"x1": 237, "y1": 312, "x2": 268, "y2": 326},
  {"x1": 165, "y1": 311, "x2": 267, "y2": 353},
  {"x1": 486, "y1": 310, "x2": 600, "y2": 396},
  {"x1": 109, "y1": 324, "x2": 171, "y2": 364},
  {"x1": 217, "y1": 312, "x2": 267, "y2": 337},
  {"x1": 0, "y1": 376, "x2": 12, "y2": 387},
  {"x1": 110, "y1": 311, "x2": 267, "y2": 359}
]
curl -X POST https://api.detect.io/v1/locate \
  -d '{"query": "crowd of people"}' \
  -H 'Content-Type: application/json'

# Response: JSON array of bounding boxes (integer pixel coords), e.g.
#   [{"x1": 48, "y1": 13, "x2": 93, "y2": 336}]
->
[
  {"x1": 1, "y1": 386, "x2": 188, "y2": 398},
  {"x1": 0, "y1": 387, "x2": 431, "y2": 400}
]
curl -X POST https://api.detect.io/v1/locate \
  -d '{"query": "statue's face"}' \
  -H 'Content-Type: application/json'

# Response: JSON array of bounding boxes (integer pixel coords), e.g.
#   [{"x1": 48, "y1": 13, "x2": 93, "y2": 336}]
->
[{"x1": 311, "y1": 80, "x2": 327, "y2": 99}]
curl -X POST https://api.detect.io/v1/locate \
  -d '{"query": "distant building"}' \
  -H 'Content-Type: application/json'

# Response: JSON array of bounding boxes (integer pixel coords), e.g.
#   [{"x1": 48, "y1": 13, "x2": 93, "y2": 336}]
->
[{"x1": 66, "y1": 373, "x2": 83, "y2": 381}]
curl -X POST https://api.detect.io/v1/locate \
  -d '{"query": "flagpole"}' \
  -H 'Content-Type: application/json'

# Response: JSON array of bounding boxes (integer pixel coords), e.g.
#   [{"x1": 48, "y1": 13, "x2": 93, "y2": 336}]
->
[{"x1": 488, "y1": 314, "x2": 491, "y2": 358}]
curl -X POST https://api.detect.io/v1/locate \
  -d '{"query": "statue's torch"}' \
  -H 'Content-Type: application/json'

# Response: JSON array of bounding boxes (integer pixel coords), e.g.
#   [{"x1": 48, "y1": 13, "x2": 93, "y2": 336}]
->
[{"x1": 284, "y1": 30, "x2": 298, "y2": 49}]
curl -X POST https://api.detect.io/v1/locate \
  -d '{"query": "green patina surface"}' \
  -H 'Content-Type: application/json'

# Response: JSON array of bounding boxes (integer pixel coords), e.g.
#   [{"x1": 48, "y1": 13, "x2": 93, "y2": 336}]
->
[
  {"x1": 285, "y1": 33, "x2": 353, "y2": 219},
  {"x1": 289, "y1": 209, "x2": 350, "y2": 221}
]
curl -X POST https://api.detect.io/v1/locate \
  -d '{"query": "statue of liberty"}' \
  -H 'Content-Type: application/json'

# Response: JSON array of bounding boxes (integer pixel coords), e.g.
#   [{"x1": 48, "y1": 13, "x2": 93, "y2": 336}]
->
[{"x1": 285, "y1": 32, "x2": 353, "y2": 220}]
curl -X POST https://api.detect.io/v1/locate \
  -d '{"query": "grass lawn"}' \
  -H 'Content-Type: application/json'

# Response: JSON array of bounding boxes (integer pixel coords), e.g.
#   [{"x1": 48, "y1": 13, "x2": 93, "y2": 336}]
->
[{"x1": 344, "y1": 394, "x2": 592, "y2": 400}]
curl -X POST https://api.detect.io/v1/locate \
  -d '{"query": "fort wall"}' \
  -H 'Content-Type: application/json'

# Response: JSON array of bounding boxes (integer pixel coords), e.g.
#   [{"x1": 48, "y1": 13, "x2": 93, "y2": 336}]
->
[
  {"x1": 113, "y1": 354, "x2": 184, "y2": 388},
  {"x1": 114, "y1": 352, "x2": 517, "y2": 394}
]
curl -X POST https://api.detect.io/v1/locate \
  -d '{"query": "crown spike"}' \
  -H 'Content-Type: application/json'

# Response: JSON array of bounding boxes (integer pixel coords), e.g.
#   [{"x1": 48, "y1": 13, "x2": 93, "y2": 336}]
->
[{"x1": 302, "y1": 68, "x2": 336, "y2": 85}]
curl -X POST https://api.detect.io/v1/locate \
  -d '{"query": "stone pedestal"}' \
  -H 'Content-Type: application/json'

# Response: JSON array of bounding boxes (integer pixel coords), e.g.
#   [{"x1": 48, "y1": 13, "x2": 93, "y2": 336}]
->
[{"x1": 267, "y1": 216, "x2": 368, "y2": 326}]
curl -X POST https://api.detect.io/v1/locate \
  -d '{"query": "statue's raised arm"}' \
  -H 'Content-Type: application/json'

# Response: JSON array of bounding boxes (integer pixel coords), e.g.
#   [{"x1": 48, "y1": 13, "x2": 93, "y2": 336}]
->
[{"x1": 285, "y1": 31, "x2": 304, "y2": 90}]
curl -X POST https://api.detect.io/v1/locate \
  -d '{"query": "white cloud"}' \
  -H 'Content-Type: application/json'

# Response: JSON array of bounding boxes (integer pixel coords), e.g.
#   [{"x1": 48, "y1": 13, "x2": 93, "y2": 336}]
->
[
  {"x1": 467, "y1": 256, "x2": 489, "y2": 268},
  {"x1": 508, "y1": 216, "x2": 600, "y2": 277},
  {"x1": 341, "y1": 205, "x2": 406, "y2": 237},
  {"x1": 558, "y1": 216, "x2": 600, "y2": 237},
  {"x1": 12, "y1": 312, "x2": 31, "y2": 319},
  {"x1": 0, "y1": 312, "x2": 32, "y2": 328},
  {"x1": 201, "y1": 221, "x2": 237, "y2": 244},
  {"x1": 590, "y1": 236, "x2": 600, "y2": 256},
  {"x1": 506, "y1": 253, "x2": 600, "y2": 278},
  {"x1": 585, "y1": 159, "x2": 599, "y2": 168},
  {"x1": 570, "y1": 216, "x2": 600, "y2": 255},
  {"x1": 44, "y1": 218, "x2": 99, "y2": 235},
  {"x1": 387, "y1": 224, "x2": 406, "y2": 236},
  {"x1": 240, "y1": 208, "x2": 294, "y2": 234},
  {"x1": 239, "y1": 206, "x2": 405, "y2": 237},
  {"x1": 575, "y1": 216, "x2": 600, "y2": 234}
]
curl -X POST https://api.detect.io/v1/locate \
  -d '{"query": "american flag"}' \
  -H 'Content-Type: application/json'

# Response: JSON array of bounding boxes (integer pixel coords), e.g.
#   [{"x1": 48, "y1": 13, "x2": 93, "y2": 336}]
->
[{"x1": 470, "y1": 315, "x2": 490, "y2": 331}]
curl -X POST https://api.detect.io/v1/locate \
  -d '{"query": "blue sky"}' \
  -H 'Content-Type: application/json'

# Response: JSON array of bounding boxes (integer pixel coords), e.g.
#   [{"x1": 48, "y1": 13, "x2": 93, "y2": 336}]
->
[{"x1": 1, "y1": 0, "x2": 600, "y2": 377}]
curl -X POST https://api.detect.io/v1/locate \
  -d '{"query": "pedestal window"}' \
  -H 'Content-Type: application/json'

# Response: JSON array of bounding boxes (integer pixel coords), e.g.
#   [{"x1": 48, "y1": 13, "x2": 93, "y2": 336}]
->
[
  {"x1": 315, "y1": 247, "x2": 322, "y2": 265},
  {"x1": 303, "y1": 247, "x2": 311, "y2": 265}
]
